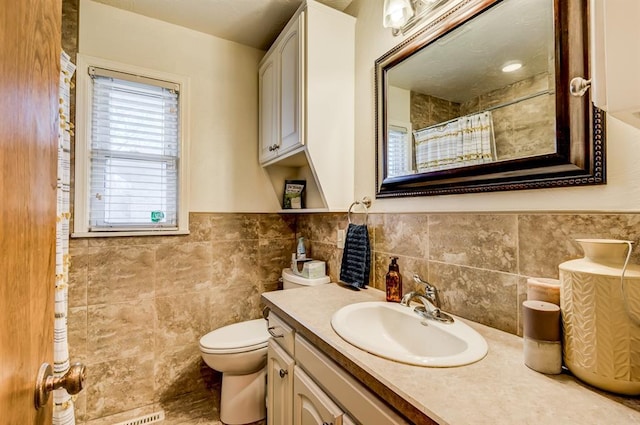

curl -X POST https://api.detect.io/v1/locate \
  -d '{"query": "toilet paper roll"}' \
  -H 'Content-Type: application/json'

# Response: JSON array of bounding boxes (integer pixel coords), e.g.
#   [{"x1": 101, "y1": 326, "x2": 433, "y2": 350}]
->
[
  {"x1": 527, "y1": 277, "x2": 561, "y2": 305},
  {"x1": 522, "y1": 300, "x2": 561, "y2": 342}
]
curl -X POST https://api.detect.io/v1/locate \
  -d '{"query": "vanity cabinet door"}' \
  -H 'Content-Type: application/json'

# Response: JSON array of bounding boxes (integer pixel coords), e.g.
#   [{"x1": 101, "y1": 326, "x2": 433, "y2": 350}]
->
[
  {"x1": 267, "y1": 340, "x2": 294, "y2": 425},
  {"x1": 278, "y1": 12, "x2": 304, "y2": 156},
  {"x1": 259, "y1": 56, "x2": 279, "y2": 164},
  {"x1": 293, "y1": 366, "x2": 343, "y2": 425}
]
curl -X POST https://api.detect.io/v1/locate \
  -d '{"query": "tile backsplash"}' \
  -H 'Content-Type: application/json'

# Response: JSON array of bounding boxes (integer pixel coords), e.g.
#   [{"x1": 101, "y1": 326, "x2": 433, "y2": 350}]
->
[
  {"x1": 298, "y1": 212, "x2": 640, "y2": 336},
  {"x1": 67, "y1": 210, "x2": 640, "y2": 423},
  {"x1": 68, "y1": 213, "x2": 295, "y2": 423}
]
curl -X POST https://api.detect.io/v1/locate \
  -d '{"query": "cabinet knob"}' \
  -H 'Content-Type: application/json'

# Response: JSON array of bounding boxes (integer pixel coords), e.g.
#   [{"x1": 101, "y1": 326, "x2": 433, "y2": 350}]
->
[
  {"x1": 279, "y1": 368, "x2": 288, "y2": 378},
  {"x1": 268, "y1": 144, "x2": 279, "y2": 152}
]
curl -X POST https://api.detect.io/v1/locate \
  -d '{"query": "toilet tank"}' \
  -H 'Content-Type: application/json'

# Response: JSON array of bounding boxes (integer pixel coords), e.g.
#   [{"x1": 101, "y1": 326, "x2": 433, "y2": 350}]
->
[{"x1": 282, "y1": 268, "x2": 330, "y2": 289}]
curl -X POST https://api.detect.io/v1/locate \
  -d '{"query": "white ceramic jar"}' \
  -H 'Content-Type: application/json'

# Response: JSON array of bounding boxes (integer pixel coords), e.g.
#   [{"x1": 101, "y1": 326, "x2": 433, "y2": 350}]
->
[{"x1": 559, "y1": 239, "x2": 640, "y2": 395}]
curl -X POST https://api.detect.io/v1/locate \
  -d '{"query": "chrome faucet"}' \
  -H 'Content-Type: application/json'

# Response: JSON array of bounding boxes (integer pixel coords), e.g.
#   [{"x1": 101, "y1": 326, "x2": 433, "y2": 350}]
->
[
  {"x1": 412, "y1": 273, "x2": 441, "y2": 309},
  {"x1": 400, "y1": 274, "x2": 453, "y2": 324}
]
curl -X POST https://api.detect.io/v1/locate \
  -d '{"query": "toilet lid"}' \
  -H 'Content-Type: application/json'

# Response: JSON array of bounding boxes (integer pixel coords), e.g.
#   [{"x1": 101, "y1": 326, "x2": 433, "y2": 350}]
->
[{"x1": 199, "y1": 318, "x2": 270, "y2": 353}]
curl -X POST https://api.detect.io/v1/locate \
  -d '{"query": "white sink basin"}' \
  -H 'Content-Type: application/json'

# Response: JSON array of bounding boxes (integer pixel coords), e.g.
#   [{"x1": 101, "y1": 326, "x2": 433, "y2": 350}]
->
[{"x1": 331, "y1": 301, "x2": 488, "y2": 367}]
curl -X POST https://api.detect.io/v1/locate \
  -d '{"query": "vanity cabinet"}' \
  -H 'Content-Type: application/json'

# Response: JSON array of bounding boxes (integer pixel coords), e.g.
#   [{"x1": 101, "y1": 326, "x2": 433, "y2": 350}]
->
[
  {"x1": 266, "y1": 311, "x2": 407, "y2": 425},
  {"x1": 293, "y1": 366, "x2": 345, "y2": 425},
  {"x1": 267, "y1": 340, "x2": 294, "y2": 425},
  {"x1": 258, "y1": 0, "x2": 355, "y2": 211}
]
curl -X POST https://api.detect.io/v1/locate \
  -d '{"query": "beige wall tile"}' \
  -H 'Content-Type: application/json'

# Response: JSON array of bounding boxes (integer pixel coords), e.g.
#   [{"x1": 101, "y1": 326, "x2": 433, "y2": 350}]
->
[
  {"x1": 209, "y1": 213, "x2": 259, "y2": 241},
  {"x1": 155, "y1": 293, "x2": 213, "y2": 350},
  {"x1": 72, "y1": 211, "x2": 640, "y2": 424},
  {"x1": 68, "y1": 306, "x2": 88, "y2": 364},
  {"x1": 74, "y1": 390, "x2": 87, "y2": 424},
  {"x1": 154, "y1": 345, "x2": 211, "y2": 402},
  {"x1": 305, "y1": 213, "x2": 348, "y2": 244},
  {"x1": 259, "y1": 214, "x2": 296, "y2": 239},
  {"x1": 309, "y1": 242, "x2": 342, "y2": 283},
  {"x1": 87, "y1": 246, "x2": 156, "y2": 305},
  {"x1": 429, "y1": 262, "x2": 519, "y2": 334},
  {"x1": 376, "y1": 214, "x2": 429, "y2": 259},
  {"x1": 429, "y1": 214, "x2": 518, "y2": 273},
  {"x1": 373, "y1": 253, "x2": 429, "y2": 295},
  {"x1": 156, "y1": 242, "x2": 213, "y2": 297},
  {"x1": 85, "y1": 354, "x2": 155, "y2": 420},
  {"x1": 211, "y1": 240, "x2": 260, "y2": 286},
  {"x1": 259, "y1": 238, "x2": 295, "y2": 291},
  {"x1": 518, "y1": 214, "x2": 640, "y2": 278},
  {"x1": 87, "y1": 299, "x2": 155, "y2": 363},
  {"x1": 69, "y1": 246, "x2": 88, "y2": 307}
]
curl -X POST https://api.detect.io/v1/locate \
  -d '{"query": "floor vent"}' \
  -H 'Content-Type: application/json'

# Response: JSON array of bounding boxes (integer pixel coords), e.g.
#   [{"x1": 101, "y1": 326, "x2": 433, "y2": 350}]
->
[{"x1": 113, "y1": 411, "x2": 165, "y2": 425}]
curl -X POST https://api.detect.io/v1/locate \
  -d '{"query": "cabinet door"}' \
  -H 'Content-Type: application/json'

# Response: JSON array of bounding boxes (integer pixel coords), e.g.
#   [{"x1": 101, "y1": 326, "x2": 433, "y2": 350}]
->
[
  {"x1": 278, "y1": 12, "x2": 304, "y2": 155},
  {"x1": 293, "y1": 366, "x2": 343, "y2": 425},
  {"x1": 259, "y1": 55, "x2": 279, "y2": 164},
  {"x1": 268, "y1": 340, "x2": 294, "y2": 425}
]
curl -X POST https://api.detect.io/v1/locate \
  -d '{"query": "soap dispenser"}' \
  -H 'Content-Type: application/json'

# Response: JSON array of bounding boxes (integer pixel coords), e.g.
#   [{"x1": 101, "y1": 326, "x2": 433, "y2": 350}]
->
[
  {"x1": 296, "y1": 236, "x2": 306, "y2": 260},
  {"x1": 385, "y1": 257, "x2": 402, "y2": 302}
]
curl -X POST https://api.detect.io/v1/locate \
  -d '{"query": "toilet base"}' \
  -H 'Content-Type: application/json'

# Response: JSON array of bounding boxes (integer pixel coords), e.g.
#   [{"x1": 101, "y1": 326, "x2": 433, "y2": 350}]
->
[{"x1": 220, "y1": 367, "x2": 266, "y2": 425}]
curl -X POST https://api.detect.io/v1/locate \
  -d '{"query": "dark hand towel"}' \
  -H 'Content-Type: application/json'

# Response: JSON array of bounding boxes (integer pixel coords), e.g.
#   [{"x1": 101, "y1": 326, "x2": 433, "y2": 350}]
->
[{"x1": 339, "y1": 223, "x2": 371, "y2": 289}]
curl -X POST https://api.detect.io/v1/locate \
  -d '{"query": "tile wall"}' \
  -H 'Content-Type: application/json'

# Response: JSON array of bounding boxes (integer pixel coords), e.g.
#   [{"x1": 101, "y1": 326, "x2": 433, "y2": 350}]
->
[
  {"x1": 298, "y1": 212, "x2": 640, "y2": 336},
  {"x1": 68, "y1": 213, "x2": 295, "y2": 424}
]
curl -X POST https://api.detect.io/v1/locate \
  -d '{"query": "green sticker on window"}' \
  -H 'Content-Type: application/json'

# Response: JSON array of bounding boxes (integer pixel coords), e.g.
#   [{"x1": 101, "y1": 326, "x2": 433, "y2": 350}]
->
[{"x1": 151, "y1": 211, "x2": 165, "y2": 223}]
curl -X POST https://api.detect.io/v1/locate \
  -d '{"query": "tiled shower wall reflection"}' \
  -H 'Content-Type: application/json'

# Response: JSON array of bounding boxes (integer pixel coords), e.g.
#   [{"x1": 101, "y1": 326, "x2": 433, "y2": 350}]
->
[
  {"x1": 67, "y1": 213, "x2": 295, "y2": 424},
  {"x1": 297, "y1": 212, "x2": 640, "y2": 336}
]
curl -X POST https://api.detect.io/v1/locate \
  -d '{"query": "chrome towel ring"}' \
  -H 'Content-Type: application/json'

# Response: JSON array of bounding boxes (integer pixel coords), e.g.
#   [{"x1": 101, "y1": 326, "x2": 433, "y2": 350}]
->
[{"x1": 347, "y1": 197, "x2": 372, "y2": 224}]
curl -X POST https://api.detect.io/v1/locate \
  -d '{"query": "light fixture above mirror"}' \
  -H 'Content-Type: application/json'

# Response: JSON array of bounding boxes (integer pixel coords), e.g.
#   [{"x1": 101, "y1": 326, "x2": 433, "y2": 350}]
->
[{"x1": 383, "y1": 0, "x2": 458, "y2": 35}]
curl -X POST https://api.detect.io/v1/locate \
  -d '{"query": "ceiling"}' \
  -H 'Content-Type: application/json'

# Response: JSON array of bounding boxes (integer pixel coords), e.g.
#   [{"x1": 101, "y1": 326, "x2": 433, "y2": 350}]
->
[
  {"x1": 388, "y1": 0, "x2": 554, "y2": 103},
  {"x1": 91, "y1": 0, "x2": 354, "y2": 50}
]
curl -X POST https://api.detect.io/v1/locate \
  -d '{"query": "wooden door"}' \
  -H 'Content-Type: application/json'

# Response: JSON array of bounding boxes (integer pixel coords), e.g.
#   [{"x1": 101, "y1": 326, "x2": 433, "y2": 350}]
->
[
  {"x1": 267, "y1": 340, "x2": 294, "y2": 425},
  {"x1": 0, "y1": 0, "x2": 62, "y2": 424}
]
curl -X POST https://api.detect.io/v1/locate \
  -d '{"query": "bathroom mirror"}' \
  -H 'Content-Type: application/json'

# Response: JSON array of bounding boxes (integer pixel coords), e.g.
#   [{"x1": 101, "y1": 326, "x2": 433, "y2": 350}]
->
[{"x1": 375, "y1": 0, "x2": 605, "y2": 197}]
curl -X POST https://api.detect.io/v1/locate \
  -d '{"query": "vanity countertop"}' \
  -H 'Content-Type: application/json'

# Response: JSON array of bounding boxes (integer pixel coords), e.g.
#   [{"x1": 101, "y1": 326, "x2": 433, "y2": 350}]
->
[{"x1": 261, "y1": 283, "x2": 640, "y2": 425}]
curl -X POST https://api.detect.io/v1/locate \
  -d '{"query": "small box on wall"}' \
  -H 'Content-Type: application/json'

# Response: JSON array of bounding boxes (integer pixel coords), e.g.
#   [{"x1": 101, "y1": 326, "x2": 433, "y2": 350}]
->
[{"x1": 283, "y1": 180, "x2": 306, "y2": 209}]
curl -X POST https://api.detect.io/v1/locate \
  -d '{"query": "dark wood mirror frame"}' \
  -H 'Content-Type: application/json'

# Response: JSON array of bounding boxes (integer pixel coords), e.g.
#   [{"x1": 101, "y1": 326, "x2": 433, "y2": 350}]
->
[{"x1": 375, "y1": 0, "x2": 605, "y2": 198}]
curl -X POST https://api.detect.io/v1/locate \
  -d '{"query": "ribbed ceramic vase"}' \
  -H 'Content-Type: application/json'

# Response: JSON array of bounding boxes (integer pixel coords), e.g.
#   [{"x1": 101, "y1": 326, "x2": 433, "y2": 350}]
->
[{"x1": 559, "y1": 239, "x2": 640, "y2": 395}]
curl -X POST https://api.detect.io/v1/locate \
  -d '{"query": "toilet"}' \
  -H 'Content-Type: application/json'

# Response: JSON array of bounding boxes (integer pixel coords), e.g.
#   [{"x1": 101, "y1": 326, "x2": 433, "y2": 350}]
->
[{"x1": 199, "y1": 267, "x2": 329, "y2": 424}]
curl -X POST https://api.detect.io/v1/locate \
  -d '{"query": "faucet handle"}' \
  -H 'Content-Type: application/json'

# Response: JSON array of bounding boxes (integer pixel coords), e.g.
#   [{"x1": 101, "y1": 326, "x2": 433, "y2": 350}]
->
[
  {"x1": 412, "y1": 273, "x2": 430, "y2": 287},
  {"x1": 412, "y1": 273, "x2": 441, "y2": 308}
]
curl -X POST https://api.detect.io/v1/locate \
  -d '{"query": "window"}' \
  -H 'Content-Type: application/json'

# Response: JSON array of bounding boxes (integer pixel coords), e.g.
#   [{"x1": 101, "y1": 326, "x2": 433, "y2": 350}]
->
[
  {"x1": 387, "y1": 123, "x2": 414, "y2": 177},
  {"x1": 74, "y1": 56, "x2": 189, "y2": 236}
]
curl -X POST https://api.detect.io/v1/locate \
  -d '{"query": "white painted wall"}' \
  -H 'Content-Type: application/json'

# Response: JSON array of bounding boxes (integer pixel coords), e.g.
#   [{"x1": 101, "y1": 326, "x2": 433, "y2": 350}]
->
[
  {"x1": 347, "y1": 0, "x2": 640, "y2": 212},
  {"x1": 79, "y1": 0, "x2": 280, "y2": 212},
  {"x1": 387, "y1": 86, "x2": 410, "y2": 124}
]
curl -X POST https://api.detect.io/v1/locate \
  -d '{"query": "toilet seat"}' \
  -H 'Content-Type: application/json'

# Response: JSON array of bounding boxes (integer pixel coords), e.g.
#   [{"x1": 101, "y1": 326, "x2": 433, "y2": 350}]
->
[{"x1": 199, "y1": 318, "x2": 269, "y2": 354}]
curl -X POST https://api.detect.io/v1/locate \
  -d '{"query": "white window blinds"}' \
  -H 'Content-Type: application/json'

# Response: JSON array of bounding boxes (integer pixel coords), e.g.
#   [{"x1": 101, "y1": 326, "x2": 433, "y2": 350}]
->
[
  {"x1": 387, "y1": 125, "x2": 413, "y2": 177},
  {"x1": 88, "y1": 67, "x2": 180, "y2": 231}
]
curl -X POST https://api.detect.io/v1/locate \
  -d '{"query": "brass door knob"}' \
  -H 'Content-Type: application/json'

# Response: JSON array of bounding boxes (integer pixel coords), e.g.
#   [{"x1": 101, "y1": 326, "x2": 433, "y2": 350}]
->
[{"x1": 34, "y1": 362, "x2": 86, "y2": 410}]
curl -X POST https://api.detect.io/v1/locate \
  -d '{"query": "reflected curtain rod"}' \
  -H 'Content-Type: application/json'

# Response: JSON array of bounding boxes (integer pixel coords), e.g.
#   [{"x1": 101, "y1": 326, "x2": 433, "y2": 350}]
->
[{"x1": 413, "y1": 89, "x2": 555, "y2": 135}]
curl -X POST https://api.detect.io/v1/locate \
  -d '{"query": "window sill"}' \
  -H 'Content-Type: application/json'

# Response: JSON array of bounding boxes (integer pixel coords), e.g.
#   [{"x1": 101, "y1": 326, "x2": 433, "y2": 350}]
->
[{"x1": 71, "y1": 230, "x2": 190, "y2": 238}]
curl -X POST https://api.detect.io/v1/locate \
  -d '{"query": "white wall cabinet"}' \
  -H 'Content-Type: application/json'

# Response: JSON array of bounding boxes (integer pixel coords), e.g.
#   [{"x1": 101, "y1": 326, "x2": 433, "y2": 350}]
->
[
  {"x1": 591, "y1": 0, "x2": 640, "y2": 129},
  {"x1": 259, "y1": 56, "x2": 279, "y2": 164},
  {"x1": 258, "y1": 0, "x2": 355, "y2": 211},
  {"x1": 259, "y1": 14, "x2": 303, "y2": 164}
]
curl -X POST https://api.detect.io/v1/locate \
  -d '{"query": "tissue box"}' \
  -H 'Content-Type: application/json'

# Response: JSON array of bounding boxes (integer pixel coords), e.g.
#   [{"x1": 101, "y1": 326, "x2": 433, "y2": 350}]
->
[{"x1": 302, "y1": 260, "x2": 326, "y2": 279}]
